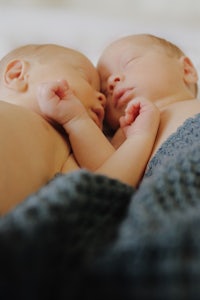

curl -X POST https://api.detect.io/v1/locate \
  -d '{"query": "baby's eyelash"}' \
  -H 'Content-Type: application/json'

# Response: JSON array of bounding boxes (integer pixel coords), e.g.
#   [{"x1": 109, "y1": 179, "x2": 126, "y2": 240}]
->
[
  {"x1": 124, "y1": 56, "x2": 140, "y2": 67},
  {"x1": 125, "y1": 58, "x2": 134, "y2": 66}
]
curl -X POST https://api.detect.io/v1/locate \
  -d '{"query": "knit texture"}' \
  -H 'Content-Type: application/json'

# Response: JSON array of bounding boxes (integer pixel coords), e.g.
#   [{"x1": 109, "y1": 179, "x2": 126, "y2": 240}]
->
[
  {"x1": 1, "y1": 114, "x2": 200, "y2": 299},
  {"x1": 145, "y1": 113, "x2": 200, "y2": 177},
  {"x1": 0, "y1": 170, "x2": 133, "y2": 299},
  {"x1": 84, "y1": 140, "x2": 200, "y2": 300}
]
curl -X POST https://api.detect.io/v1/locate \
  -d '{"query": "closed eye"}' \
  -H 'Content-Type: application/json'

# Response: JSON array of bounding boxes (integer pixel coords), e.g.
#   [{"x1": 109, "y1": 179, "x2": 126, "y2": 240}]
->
[{"x1": 124, "y1": 56, "x2": 140, "y2": 68}]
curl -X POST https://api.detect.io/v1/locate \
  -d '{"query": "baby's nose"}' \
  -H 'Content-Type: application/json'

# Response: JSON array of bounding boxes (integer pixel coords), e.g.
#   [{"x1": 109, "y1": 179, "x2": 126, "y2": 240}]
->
[
  {"x1": 97, "y1": 92, "x2": 106, "y2": 108},
  {"x1": 107, "y1": 74, "x2": 122, "y2": 92}
]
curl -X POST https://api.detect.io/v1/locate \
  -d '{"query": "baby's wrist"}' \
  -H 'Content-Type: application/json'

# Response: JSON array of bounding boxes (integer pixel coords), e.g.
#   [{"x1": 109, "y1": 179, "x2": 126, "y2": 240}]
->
[{"x1": 63, "y1": 112, "x2": 90, "y2": 133}]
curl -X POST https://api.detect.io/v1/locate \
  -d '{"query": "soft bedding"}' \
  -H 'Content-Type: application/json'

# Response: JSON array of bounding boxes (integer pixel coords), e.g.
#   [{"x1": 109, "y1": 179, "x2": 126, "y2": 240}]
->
[
  {"x1": 0, "y1": 4, "x2": 200, "y2": 299},
  {"x1": 1, "y1": 112, "x2": 200, "y2": 299}
]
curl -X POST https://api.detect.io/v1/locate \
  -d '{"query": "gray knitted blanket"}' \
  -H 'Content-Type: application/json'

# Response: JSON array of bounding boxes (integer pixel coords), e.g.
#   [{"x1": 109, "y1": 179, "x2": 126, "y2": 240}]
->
[{"x1": 1, "y1": 114, "x2": 200, "y2": 299}]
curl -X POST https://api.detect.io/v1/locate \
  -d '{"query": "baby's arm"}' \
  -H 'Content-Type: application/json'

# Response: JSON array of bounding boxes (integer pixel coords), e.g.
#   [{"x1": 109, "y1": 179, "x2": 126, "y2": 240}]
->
[
  {"x1": 96, "y1": 97, "x2": 160, "y2": 186},
  {"x1": 37, "y1": 79, "x2": 115, "y2": 171},
  {"x1": 38, "y1": 80, "x2": 160, "y2": 187}
]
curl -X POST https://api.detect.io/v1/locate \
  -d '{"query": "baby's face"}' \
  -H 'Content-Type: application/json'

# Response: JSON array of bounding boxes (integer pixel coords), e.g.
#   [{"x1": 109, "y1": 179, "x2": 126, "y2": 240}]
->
[
  {"x1": 31, "y1": 47, "x2": 106, "y2": 129},
  {"x1": 98, "y1": 35, "x2": 184, "y2": 130}
]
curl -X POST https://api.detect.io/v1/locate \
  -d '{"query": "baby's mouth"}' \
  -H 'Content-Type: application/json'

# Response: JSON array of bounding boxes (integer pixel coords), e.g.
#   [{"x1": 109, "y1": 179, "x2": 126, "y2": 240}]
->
[{"x1": 113, "y1": 88, "x2": 134, "y2": 109}]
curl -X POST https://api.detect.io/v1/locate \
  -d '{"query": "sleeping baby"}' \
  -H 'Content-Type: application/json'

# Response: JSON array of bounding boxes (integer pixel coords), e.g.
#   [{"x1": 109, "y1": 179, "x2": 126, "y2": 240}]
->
[{"x1": 0, "y1": 43, "x2": 159, "y2": 214}]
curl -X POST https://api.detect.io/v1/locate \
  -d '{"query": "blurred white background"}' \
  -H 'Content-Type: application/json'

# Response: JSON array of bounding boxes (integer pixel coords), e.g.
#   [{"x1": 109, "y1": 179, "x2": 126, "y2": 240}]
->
[
  {"x1": 1, "y1": 0, "x2": 200, "y2": 23},
  {"x1": 0, "y1": 0, "x2": 199, "y2": 83}
]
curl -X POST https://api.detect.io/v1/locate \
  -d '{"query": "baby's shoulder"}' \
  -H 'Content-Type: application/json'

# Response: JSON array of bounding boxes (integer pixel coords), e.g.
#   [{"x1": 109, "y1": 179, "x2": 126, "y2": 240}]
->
[
  {"x1": 176, "y1": 98, "x2": 200, "y2": 112},
  {"x1": 151, "y1": 98, "x2": 200, "y2": 158}
]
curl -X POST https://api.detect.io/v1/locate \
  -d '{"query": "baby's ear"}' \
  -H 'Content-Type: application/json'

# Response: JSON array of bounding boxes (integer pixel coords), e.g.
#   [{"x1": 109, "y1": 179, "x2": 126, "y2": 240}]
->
[
  {"x1": 3, "y1": 59, "x2": 29, "y2": 92},
  {"x1": 181, "y1": 56, "x2": 198, "y2": 84}
]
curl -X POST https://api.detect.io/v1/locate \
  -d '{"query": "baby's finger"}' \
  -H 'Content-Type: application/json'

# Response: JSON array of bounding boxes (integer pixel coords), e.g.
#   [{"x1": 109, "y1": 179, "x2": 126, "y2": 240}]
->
[
  {"x1": 119, "y1": 116, "x2": 126, "y2": 128},
  {"x1": 125, "y1": 101, "x2": 140, "y2": 122}
]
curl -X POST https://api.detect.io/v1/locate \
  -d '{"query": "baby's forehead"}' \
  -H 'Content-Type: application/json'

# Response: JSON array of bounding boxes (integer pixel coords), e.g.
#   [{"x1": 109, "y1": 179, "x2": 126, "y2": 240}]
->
[
  {"x1": 100, "y1": 36, "x2": 148, "y2": 64},
  {"x1": 100, "y1": 36, "x2": 168, "y2": 68},
  {"x1": 110, "y1": 35, "x2": 152, "y2": 51}
]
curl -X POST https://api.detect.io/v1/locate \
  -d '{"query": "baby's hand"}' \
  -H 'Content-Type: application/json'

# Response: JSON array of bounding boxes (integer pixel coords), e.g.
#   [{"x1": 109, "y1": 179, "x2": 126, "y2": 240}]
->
[
  {"x1": 119, "y1": 97, "x2": 160, "y2": 138},
  {"x1": 37, "y1": 79, "x2": 87, "y2": 126}
]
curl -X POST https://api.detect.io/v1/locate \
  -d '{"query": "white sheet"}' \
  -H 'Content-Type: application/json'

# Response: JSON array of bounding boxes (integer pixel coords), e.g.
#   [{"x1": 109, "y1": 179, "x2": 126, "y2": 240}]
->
[{"x1": 0, "y1": 6, "x2": 199, "y2": 92}]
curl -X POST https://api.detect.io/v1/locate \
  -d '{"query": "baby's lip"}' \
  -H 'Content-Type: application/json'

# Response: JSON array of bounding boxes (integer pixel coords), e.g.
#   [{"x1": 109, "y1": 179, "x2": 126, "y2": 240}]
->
[
  {"x1": 91, "y1": 107, "x2": 105, "y2": 128},
  {"x1": 113, "y1": 88, "x2": 134, "y2": 108}
]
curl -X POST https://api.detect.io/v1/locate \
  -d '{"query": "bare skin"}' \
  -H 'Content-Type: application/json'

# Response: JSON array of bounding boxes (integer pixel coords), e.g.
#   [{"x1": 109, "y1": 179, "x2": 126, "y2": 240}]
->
[
  {"x1": 151, "y1": 99, "x2": 200, "y2": 158},
  {"x1": 0, "y1": 43, "x2": 160, "y2": 214},
  {"x1": 0, "y1": 101, "x2": 69, "y2": 214},
  {"x1": 97, "y1": 34, "x2": 200, "y2": 160},
  {"x1": 37, "y1": 79, "x2": 160, "y2": 186}
]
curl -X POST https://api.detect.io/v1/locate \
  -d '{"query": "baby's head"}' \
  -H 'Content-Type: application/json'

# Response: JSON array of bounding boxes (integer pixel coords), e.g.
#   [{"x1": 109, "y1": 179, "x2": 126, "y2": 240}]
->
[
  {"x1": 98, "y1": 33, "x2": 199, "y2": 131},
  {"x1": 0, "y1": 44, "x2": 103, "y2": 115}
]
